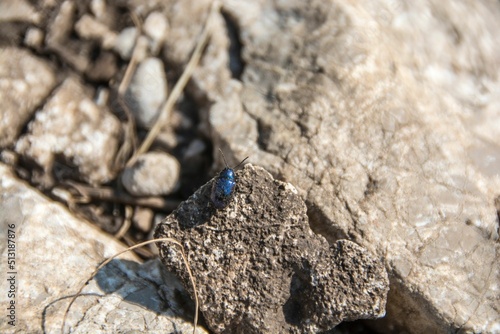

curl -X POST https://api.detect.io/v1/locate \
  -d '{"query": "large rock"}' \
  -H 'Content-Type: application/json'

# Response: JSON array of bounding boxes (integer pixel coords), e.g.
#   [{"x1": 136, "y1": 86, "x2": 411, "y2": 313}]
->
[
  {"x1": 0, "y1": 47, "x2": 57, "y2": 147},
  {"x1": 204, "y1": 1, "x2": 500, "y2": 333},
  {"x1": 15, "y1": 77, "x2": 122, "y2": 185},
  {"x1": 0, "y1": 163, "x2": 205, "y2": 333},
  {"x1": 155, "y1": 164, "x2": 389, "y2": 333}
]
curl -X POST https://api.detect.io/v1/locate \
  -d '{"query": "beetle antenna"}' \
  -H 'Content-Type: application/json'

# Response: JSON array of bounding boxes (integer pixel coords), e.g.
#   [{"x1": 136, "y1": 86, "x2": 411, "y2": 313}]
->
[
  {"x1": 233, "y1": 156, "x2": 249, "y2": 169},
  {"x1": 218, "y1": 148, "x2": 229, "y2": 168}
]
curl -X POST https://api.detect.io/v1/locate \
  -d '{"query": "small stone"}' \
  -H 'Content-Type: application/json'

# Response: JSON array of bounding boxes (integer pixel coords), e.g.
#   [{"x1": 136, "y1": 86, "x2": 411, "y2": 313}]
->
[
  {"x1": 75, "y1": 14, "x2": 117, "y2": 49},
  {"x1": 121, "y1": 152, "x2": 180, "y2": 196},
  {"x1": 143, "y1": 11, "x2": 169, "y2": 54},
  {"x1": 90, "y1": 0, "x2": 106, "y2": 20},
  {"x1": 154, "y1": 130, "x2": 178, "y2": 150},
  {"x1": 144, "y1": 12, "x2": 169, "y2": 42},
  {"x1": 124, "y1": 57, "x2": 168, "y2": 128},
  {"x1": 24, "y1": 27, "x2": 44, "y2": 50},
  {"x1": 0, "y1": 149, "x2": 17, "y2": 166},
  {"x1": 47, "y1": 0, "x2": 74, "y2": 42},
  {"x1": 113, "y1": 27, "x2": 138, "y2": 60},
  {"x1": 46, "y1": 0, "x2": 89, "y2": 73},
  {"x1": 95, "y1": 87, "x2": 110, "y2": 106},
  {"x1": 85, "y1": 51, "x2": 117, "y2": 82},
  {"x1": 132, "y1": 206, "x2": 154, "y2": 233},
  {"x1": 184, "y1": 139, "x2": 206, "y2": 159},
  {"x1": 51, "y1": 186, "x2": 73, "y2": 203}
]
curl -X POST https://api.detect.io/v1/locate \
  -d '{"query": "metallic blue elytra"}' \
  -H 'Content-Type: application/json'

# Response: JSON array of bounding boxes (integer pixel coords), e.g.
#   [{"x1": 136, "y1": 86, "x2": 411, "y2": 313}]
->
[
  {"x1": 210, "y1": 150, "x2": 248, "y2": 209},
  {"x1": 211, "y1": 168, "x2": 236, "y2": 209}
]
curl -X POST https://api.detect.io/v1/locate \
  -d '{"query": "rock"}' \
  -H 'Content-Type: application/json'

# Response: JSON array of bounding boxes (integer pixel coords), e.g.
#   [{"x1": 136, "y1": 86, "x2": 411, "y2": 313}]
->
[
  {"x1": 184, "y1": 139, "x2": 207, "y2": 159},
  {"x1": 85, "y1": 50, "x2": 118, "y2": 82},
  {"x1": 23, "y1": 27, "x2": 44, "y2": 50},
  {"x1": 74, "y1": 14, "x2": 117, "y2": 49},
  {"x1": 0, "y1": 163, "x2": 205, "y2": 333},
  {"x1": 2, "y1": 0, "x2": 497, "y2": 333},
  {"x1": 132, "y1": 206, "x2": 154, "y2": 233},
  {"x1": 0, "y1": 0, "x2": 40, "y2": 24},
  {"x1": 0, "y1": 149, "x2": 17, "y2": 166},
  {"x1": 90, "y1": 0, "x2": 107, "y2": 21},
  {"x1": 0, "y1": 47, "x2": 57, "y2": 148},
  {"x1": 205, "y1": 1, "x2": 500, "y2": 333},
  {"x1": 124, "y1": 57, "x2": 167, "y2": 128},
  {"x1": 121, "y1": 152, "x2": 180, "y2": 196},
  {"x1": 143, "y1": 11, "x2": 169, "y2": 55},
  {"x1": 155, "y1": 164, "x2": 389, "y2": 333},
  {"x1": 113, "y1": 27, "x2": 138, "y2": 60},
  {"x1": 46, "y1": 0, "x2": 89, "y2": 73},
  {"x1": 15, "y1": 77, "x2": 121, "y2": 185}
]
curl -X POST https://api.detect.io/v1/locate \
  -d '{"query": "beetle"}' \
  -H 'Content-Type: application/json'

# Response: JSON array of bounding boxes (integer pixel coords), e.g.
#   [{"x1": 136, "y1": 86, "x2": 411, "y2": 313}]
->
[{"x1": 210, "y1": 149, "x2": 249, "y2": 209}]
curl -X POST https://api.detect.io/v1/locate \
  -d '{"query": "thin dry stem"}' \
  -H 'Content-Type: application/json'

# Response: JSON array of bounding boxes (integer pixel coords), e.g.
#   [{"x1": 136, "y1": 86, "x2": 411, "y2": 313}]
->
[
  {"x1": 114, "y1": 12, "x2": 143, "y2": 171},
  {"x1": 61, "y1": 238, "x2": 199, "y2": 334},
  {"x1": 129, "y1": 1, "x2": 221, "y2": 165},
  {"x1": 114, "y1": 205, "x2": 132, "y2": 239}
]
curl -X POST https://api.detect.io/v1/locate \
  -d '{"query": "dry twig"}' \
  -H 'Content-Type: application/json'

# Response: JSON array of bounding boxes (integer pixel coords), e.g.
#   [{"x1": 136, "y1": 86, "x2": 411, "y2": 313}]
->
[{"x1": 61, "y1": 238, "x2": 199, "y2": 334}]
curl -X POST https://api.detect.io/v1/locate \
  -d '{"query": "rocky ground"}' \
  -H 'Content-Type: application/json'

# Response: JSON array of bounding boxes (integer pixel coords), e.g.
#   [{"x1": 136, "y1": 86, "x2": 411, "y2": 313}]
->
[{"x1": 0, "y1": 0, "x2": 499, "y2": 333}]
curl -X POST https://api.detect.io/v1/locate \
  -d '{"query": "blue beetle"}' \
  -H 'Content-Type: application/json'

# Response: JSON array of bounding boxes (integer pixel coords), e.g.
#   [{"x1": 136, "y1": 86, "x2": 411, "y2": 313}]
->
[{"x1": 211, "y1": 149, "x2": 249, "y2": 209}]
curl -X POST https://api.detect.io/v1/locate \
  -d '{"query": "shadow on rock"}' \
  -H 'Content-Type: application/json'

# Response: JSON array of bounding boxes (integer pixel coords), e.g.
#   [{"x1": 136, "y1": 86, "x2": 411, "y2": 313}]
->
[{"x1": 93, "y1": 258, "x2": 200, "y2": 324}]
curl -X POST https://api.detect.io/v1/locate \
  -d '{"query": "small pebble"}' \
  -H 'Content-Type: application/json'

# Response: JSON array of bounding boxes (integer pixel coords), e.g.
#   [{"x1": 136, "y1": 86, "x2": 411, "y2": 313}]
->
[
  {"x1": 24, "y1": 28, "x2": 44, "y2": 50},
  {"x1": 121, "y1": 152, "x2": 180, "y2": 196},
  {"x1": 113, "y1": 27, "x2": 138, "y2": 60},
  {"x1": 184, "y1": 139, "x2": 206, "y2": 159},
  {"x1": 143, "y1": 11, "x2": 169, "y2": 54},
  {"x1": 0, "y1": 150, "x2": 18, "y2": 165},
  {"x1": 132, "y1": 206, "x2": 154, "y2": 233},
  {"x1": 75, "y1": 14, "x2": 117, "y2": 49},
  {"x1": 125, "y1": 57, "x2": 167, "y2": 128},
  {"x1": 90, "y1": 0, "x2": 106, "y2": 20}
]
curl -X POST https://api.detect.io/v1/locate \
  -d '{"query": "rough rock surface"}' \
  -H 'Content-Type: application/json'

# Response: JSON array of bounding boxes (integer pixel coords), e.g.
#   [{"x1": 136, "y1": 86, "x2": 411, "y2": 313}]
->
[
  {"x1": 201, "y1": 1, "x2": 500, "y2": 333},
  {"x1": 0, "y1": 163, "x2": 206, "y2": 334},
  {"x1": 0, "y1": 47, "x2": 57, "y2": 147},
  {"x1": 155, "y1": 164, "x2": 389, "y2": 333},
  {"x1": 15, "y1": 77, "x2": 121, "y2": 185},
  {"x1": 1, "y1": 0, "x2": 498, "y2": 333}
]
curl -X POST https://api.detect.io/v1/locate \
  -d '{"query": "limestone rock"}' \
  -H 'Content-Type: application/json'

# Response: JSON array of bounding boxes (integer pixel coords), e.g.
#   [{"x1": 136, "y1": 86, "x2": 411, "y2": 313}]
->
[
  {"x1": 0, "y1": 163, "x2": 206, "y2": 333},
  {"x1": 207, "y1": 1, "x2": 500, "y2": 333},
  {"x1": 113, "y1": 27, "x2": 138, "y2": 60},
  {"x1": 124, "y1": 57, "x2": 167, "y2": 128},
  {"x1": 121, "y1": 151, "x2": 180, "y2": 196},
  {"x1": 143, "y1": 11, "x2": 169, "y2": 54},
  {"x1": 155, "y1": 164, "x2": 389, "y2": 333},
  {"x1": 0, "y1": 0, "x2": 40, "y2": 24},
  {"x1": 15, "y1": 77, "x2": 121, "y2": 185},
  {"x1": 0, "y1": 47, "x2": 57, "y2": 148}
]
